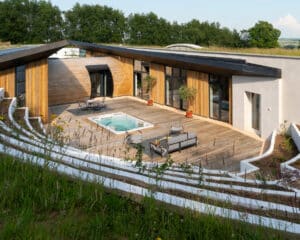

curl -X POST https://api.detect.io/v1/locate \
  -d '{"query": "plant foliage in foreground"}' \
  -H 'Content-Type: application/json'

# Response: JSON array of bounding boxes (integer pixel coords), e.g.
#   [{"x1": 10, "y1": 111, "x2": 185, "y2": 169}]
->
[{"x1": 0, "y1": 153, "x2": 292, "y2": 239}]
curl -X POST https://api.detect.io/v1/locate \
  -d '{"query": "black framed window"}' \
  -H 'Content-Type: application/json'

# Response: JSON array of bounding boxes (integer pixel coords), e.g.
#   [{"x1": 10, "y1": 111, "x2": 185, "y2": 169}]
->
[
  {"x1": 89, "y1": 70, "x2": 113, "y2": 98},
  {"x1": 15, "y1": 65, "x2": 26, "y2": 106},
  {"x1": 165, "y1": 66, "x2": 187, "y2": 110},
  {"x1": 209, "y1": 74, "x2": 230, "y2": 123},
  {"x1": 247, "y1": 92, "x2": 260, "y2": 131},
  {"x1": 133, "y1": 60, "x2": 150, "y2": 100}
]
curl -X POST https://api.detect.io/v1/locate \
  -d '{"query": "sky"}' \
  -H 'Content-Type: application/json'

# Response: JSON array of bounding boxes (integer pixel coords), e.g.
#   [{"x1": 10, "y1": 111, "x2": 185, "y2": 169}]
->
[{"x1": 50, "y1": 0, "x2": 300, "y2": 38}]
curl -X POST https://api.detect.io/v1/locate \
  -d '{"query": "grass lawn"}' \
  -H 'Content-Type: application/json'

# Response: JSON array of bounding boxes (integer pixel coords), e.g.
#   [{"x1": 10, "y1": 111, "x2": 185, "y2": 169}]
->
[{"x1": 0, "y1": 153, "x2": 295, "y2": 240}]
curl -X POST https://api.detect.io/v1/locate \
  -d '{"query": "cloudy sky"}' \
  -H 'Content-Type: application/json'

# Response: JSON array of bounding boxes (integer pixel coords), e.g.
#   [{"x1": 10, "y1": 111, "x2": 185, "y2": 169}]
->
[{"x1": 50, "y1": 0, "x2": 300, "y2": 38}]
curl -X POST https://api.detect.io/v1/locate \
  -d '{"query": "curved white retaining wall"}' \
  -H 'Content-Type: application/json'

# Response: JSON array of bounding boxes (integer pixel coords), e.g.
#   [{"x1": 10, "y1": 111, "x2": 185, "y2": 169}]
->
[
  {"x1": 1, "y1": 143, "x2": 300, "y2": 234},
  {"x1": 1, "y1": 132, "x2": 296, "y2": 199},
  {"x1": 22, "y1": 108, "x2": 47, "y2": 139},
  {"x1": 237, "y1": 131, "x2": 277, "y2": 176},
  {"x1": 0, "y1": 112, "x2": 289, "y2": 191},
  {"x1": 8, "y1": 98, "x2": 38, "y2": 139},
  {"x1": 281, "y1": 124, "x2": 300, "y2": 172},
  {"x1": 291, "y1": 123, "x2": 300, "y2": 152},
  {"x1": 29, "y1": 116, "x2": 46, "y2": 135}
]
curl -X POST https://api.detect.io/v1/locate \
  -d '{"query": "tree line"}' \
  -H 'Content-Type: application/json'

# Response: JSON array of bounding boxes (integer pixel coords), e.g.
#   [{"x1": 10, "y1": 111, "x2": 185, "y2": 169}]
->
[{"x1": 0, "y1": 0, "x2": 281, "y2": 48}]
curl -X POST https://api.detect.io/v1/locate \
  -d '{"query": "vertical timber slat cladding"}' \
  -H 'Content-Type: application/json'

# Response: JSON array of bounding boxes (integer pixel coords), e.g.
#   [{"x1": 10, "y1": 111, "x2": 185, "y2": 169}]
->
[
  {"x1": 111, "y1": 56, "x2": 134, "y2": 97},
  {"x1": 187, "y1": 70, "x2": 209, "y2": 117},
  {"x1": 26, "y1": 59, "x2": 48, "y2": 122},
  {"x1": 48, "y1": 57, "x2": 134, "y2": 105},
  {"x1": 150, "y1": 63, "x2": 165, "y2": 105},
  {"x1": 0, "y1": 68, "x2": 15, "y2": 97}
]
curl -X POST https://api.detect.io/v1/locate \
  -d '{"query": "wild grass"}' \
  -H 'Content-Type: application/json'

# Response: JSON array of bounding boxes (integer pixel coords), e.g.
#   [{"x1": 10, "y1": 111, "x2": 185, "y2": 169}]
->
[
  {"x1": 109, "y1": 43, "x2": 300, "y2": 57},
  {"x1": 200, "y1": 46, "x2": 300, "y2": 57},
  {"x1": 0, "y1": 153, "x2": 293, "y2": 240}
]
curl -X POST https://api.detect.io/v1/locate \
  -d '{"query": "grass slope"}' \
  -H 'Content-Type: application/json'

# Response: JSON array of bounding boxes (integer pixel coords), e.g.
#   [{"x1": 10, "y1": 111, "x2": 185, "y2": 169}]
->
[{"x1": 0, "y1": 153, "x2": 294, "y2": 240}]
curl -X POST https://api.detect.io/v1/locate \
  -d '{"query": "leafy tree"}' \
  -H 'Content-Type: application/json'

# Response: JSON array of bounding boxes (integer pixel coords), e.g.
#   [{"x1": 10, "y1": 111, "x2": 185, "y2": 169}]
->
[
  {"x1": 64, "y1": 3, "x2": 125, "y2": 43},
  {"x1": 28, "y1": 1, "x2": 64, "y2": 43},
  {"x1": 126, "y1": 12, "x2": 172, "y2": 45},
  {"x1": 180, "y1": 20, "x2": 242, "y2": 47},
  {"x1": 0, "y1": 0, "x2": 63, "y2": 43},
  {"x1": 0, "y1": 0, "x2": 29, "y2": 43},
  {"x1": 248, "y1": 21, "x2": 281, "y2": 48}
]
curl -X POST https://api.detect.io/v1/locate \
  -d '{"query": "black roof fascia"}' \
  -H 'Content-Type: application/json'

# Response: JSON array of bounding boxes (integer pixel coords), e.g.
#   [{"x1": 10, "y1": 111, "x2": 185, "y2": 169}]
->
[
  {"x1": 0, "y1": 40, "x2": 69, "y2": 70},
  {"x1": 0, "y1": 40, "x2": 281, "y2": 78},
  {"x1": 69, "y1": 40, "x2": 281, "y2": 78}
]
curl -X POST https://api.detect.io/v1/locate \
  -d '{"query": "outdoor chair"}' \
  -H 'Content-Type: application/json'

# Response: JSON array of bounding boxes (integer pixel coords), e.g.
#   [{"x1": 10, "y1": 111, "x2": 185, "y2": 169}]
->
[
  {"x1": 170, "y1": 125, "x2": 184, "y2": 135},
  {"x1": 124, "y1": 132, "x2": 143, "y2": 144},
  {"x1": 77, "y1": 101, "x2": 88, "y2": 111},
  {"x1": 150, "y1": 132, "x2": 198, "y2": 157},
  {"x1": 87, "y1": 97, "x2": 106, "y2": 111}
]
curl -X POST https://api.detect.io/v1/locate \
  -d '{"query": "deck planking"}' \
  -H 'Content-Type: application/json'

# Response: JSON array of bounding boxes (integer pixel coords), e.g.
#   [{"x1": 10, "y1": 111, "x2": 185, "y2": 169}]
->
[{"x1": 49, "y1": 97, "x2": 262, "y2": 172}]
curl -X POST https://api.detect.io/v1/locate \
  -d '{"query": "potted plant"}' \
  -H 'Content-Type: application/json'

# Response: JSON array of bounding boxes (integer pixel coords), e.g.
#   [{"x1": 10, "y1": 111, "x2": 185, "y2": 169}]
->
[
  {"x1": 144, "y1": 75, "x2": 157, "y2": 106},
  {"x1": 179, "y1": 85, "x2": 197, "y2": 118}
]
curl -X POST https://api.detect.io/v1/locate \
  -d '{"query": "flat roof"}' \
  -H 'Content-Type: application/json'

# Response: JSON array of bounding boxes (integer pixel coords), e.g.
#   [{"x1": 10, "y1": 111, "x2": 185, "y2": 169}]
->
[
  {"x1": 0, "y1": 40, "x2": 69, "y2": 70},
  {"x1": 69, "y1": 40, "x2": 281, "y2": 78},
  {"x1": 0, "y1": 40, "x2": 282, "y2": 78}
]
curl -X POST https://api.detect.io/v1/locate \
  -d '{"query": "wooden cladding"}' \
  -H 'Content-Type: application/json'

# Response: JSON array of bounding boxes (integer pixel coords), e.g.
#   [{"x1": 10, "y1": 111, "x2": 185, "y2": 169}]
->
[
  {"x1": 48, "y1": 56, "x2": 134, "y2": 106},
  {"x1": 112, "y1": 56, "x2": 133, "y2": 97},
  {"x1": 86, "y1": 50, "x2": 107, "y2": 57},
  {"x1": 187, "y1": 70, "x2": 209, "y2": 117},
  {"x1": 26, "y1": 59, "x2": 48, "y2": 122},
  {"x1": 150, "y1": 63, "x2": 165, "y2": 105},
  {"x1": 0, "y1": 68, "x2": 15, "y2": 97}
]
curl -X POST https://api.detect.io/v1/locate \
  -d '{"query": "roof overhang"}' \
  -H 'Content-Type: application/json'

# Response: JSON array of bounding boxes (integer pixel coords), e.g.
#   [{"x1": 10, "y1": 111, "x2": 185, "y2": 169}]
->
[
  {"x1": 0, "y1": 39, "x2": 282, "y2": 78},
  {"x1": 69, "y1": 40, "x2": 281, "y2": 78},
  {"x1": 0, "y1": 40, "x2": 69, "y2": 70}
]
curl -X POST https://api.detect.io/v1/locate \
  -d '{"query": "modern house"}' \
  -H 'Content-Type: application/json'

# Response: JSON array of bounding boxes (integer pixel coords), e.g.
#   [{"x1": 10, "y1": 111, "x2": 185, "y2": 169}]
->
[{"x1": 0, "y1": 40, "x2": 298, "y2": 139}]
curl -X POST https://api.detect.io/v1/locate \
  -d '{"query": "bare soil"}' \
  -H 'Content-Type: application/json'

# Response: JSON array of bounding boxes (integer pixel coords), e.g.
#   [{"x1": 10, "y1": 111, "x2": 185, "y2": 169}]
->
[
  {"x1": 253, "y1": 135, "x2": 298, "y2": 180},
  {"x1": 30, "y1": 118, "x2": 44, "y2": 135},
  {"x1": 292, "y1": 160, "x2": 300, "y2": 170},
  {"x1": 0, "y1": 99, "x2": 11, "y2": 121}
]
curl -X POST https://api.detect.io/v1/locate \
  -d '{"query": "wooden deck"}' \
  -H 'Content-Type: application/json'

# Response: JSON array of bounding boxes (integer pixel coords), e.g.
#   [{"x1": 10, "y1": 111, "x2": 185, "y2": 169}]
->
[{"x1": 49, "y1": 97, "x2": 263, "y2": 172}]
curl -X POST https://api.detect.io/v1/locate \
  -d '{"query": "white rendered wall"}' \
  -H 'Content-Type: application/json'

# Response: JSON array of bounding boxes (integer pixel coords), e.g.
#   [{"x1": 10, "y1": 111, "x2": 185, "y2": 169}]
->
[
  {"x1": 232, "y1": 76, "x2": 281, "y2": 139},
  {"x1": 150, "y1": 48, "x2": 300, "y2": 134}
]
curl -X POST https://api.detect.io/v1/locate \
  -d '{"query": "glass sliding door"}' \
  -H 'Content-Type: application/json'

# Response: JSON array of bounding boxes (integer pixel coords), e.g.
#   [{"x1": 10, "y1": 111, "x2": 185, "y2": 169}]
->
[
  {"x1": 165, "y1": 75, "x2": 172, "y2": 106},
  {"x1": 165, "y1": 66, "x2": 187, "y2": 110},
  {"x1": 209, "y1": 74, "x2": 230, "y2": 123},
  {"x1": 133, "y1": 60, "x2": 149, "y2": 100},
  {"x1": 90, "y1": 70, "x2": 113, "y2": 98}
]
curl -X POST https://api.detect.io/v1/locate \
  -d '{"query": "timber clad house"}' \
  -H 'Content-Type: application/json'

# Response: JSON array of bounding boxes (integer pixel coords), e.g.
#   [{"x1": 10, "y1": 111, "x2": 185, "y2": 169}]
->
[{"x1": 0, "y1": 40, "x2": 298, "y2": 139}]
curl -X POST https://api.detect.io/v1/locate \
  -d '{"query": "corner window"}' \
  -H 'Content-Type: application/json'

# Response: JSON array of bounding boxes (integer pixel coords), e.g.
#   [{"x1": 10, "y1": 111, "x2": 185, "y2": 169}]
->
[{"x1": 15, "y1": 65, "x2": 26, "y2": 106}]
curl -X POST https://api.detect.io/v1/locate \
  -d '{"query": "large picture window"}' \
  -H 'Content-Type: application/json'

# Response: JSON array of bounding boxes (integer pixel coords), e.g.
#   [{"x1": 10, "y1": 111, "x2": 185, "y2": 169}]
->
[
  {"x1": 209, "y1": 74, "x2": 230, "y2": 123},
  {"x1": 165, "y1": 66, "x2": 187, "y2": 110}
]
